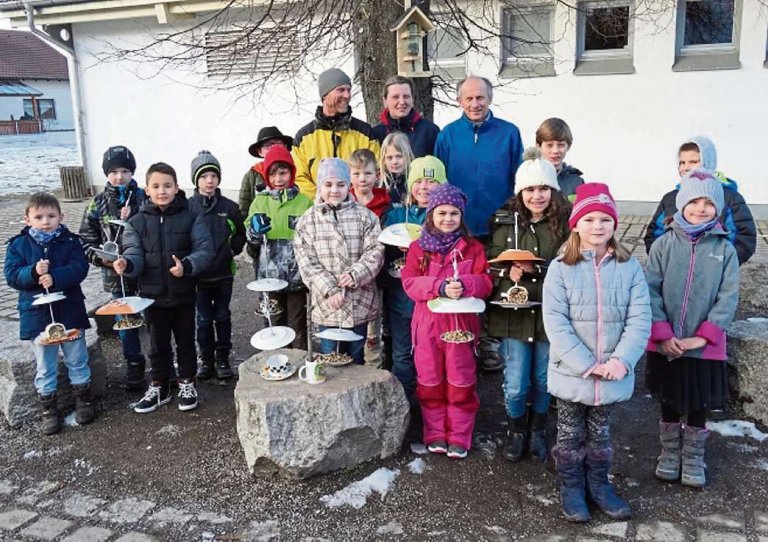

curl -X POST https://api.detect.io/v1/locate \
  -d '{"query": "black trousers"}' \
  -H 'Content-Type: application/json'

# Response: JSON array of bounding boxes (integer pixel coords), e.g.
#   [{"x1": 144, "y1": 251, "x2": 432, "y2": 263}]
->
[{"x1": 146, "y1": 303, "x2": 197, "y2": 382}]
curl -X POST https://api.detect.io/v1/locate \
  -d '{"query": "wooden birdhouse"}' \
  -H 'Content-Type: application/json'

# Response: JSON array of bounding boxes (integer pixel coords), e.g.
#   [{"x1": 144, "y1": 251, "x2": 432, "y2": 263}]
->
[{"x1": 391, "y1": 6, "x2": 435, "y2": 78}]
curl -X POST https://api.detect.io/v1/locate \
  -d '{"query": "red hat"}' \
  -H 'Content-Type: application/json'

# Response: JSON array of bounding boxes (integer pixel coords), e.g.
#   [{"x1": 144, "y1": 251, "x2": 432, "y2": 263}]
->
[
  {"x1": 568, "y1": 183, "x2": 618, "y2": 229},
  {"x1": 262, "y1": 145, "x2": 296, "y2": 189}
]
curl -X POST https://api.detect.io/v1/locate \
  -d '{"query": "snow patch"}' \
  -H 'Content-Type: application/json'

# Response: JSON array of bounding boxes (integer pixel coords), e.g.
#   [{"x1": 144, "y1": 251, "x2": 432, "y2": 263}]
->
[
  {"x1": 63, "y1": 412, "x2": 79, "y2": 427},
  {"x1": 407, "y1": 458, "x2": 426, "y2": 474},
  {"x1": 726, "y1": 441, "x2": 759, "y2": 453},
  {"x1": 320, "y1": 467, "x2": 400, "y2": 509},
  {"x1": 706, "y1": 419, "x2": 768, "y2": 441},
  {"x1": 756, "y1": 459, "x2": 768, "y2": 471},
  {"x1": 410, "y1": 442, "x2": 428, "y2": 455},
  {"x1": 485, "y1": 525, "x2": 507, "y2": 534},
  {"x1": 156, "y1": 424, "x2": 182, "y2": 436},
  {"x1": 473, "y1": 433, "x2": 497, "y2": 460},
  {"x1": 23, "y1": 450, "x2": 42, "y2": 460},
  {"x1": 376, "y1": 521, "x2": 404, "y2": 535},
  {"x1": 73, "y1": 458, "x2": 97, "y2": 476}
]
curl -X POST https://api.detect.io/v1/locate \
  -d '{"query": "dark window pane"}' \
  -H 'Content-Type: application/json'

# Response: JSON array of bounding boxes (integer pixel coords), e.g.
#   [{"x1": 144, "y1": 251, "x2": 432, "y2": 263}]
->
[
  {"x1": 38, "y1": 99, "x2": 56, "y2": 120},
  {"x1": 684, "y1": 0, "x2": 734, "y2": 46},
  {"x1": 22, "y1": 99, "x2": 34, "y2": 117},
  {"x1": 584, "y1": 6, "x2": 629, "y2": 51}
]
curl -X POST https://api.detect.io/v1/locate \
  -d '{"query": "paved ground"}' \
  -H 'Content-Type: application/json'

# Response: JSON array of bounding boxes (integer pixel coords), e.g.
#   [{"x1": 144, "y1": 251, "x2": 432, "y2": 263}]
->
[{"x1": 1, "y1": 193, "x2": 768, "y2": 541}]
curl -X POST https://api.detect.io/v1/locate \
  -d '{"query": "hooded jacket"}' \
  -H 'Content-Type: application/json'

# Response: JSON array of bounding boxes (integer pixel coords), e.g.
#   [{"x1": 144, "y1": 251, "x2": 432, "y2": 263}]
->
[
  {"x1": 646, "y1": 222, "x2": 739, "y2": 361},
  {"x1": 79, "y1": 179, "x2": 145, "y2": 293},
  {"x1": 246, "y1": 146, "x2": 314, "y2": 291},
  {"x1": 238, "y1": 161, "x2": 267, "y2": 217},
  {"x1": 293, "y1": 106, "x2": 380, "y2": 198},
  {"x1": 434, "y1": 111, "x2": 524, "y2": 236},
  {"x1": 372, "y1": 108, "x2": 440, "y2": 158},
  {"x1": 351, "y1": 186, "x2": 391, "y2": 218},
  {"x1": 293, "y1": 198, "x2": 384, "y2": 326},
  {"x1": 643, "y1": 136, "x2": 756, "y2": 265},
  {"x1": 188, "y1": 187, "x2": 246, "y2": 283},
  {"x1": 121, "y1": 191, "x2": 214, "y2": 307},
  {"x1": 4, "y1": 225, "x2": 90, "y2": 340},
  {"x1": 543, "y1": 251, "x2": 651, "y2": 406}
]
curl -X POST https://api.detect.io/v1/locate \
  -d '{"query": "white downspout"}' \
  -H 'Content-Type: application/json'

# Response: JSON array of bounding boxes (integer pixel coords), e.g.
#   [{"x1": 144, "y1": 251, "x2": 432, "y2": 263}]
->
[{"x1": 24, "y1": 2, "x2": 90, "y2": 188}]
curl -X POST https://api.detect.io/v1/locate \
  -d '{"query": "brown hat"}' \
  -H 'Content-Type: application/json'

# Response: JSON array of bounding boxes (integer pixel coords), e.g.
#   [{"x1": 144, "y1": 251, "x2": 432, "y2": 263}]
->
[{"x1": 248, "y1": 126, "x2": 293, "y2": 158}]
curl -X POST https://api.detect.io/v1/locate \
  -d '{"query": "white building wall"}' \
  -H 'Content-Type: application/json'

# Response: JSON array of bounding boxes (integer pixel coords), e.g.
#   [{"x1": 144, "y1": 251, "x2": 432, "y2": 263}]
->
[{"x1": 71, "y1": 1, "x2": 768, "y2": 203}]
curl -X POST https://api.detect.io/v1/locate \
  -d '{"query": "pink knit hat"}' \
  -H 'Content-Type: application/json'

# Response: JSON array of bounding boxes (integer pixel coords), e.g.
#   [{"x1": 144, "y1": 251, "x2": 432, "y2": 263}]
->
[{"x1": 568, "y1": 183, "x2": 619, "y2": 229}]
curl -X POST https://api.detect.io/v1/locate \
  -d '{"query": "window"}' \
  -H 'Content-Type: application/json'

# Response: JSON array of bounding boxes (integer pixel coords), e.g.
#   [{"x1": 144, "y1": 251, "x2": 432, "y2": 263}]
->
[
  {"x1": 575, "y1": 1, "x2": 635, "y2": 75},
  {"x1": 673, "y1": 0, "x2": 742, "y2": 71},
  {"x1": 500, "y1": 6, "x2": 555, "y2": 78},
  {"x1": 22, "y1": 98, "x2": 56, "y2": 120},
  {"x1": 427, "y1": 20, "x2": 466, "y2": 79}
]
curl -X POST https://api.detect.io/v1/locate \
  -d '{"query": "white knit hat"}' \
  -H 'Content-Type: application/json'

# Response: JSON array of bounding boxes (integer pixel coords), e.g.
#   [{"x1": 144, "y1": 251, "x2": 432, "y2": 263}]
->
[{"x1": 514, "y1": 147, "x2": 560, "y2": 194}]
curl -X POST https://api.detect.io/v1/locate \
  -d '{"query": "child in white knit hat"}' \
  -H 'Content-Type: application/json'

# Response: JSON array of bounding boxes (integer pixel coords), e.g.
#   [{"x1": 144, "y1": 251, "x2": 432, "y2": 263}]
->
[
  {"x1": 487, "y1": 147, "x2": 572, "y2": 465},
  {"x1": 645, "y1": 168, "x2": 739, "y2": 488}
]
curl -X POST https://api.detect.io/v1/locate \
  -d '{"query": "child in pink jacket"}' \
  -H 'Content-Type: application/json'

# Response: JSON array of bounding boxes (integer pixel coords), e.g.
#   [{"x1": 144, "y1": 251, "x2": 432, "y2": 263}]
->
[{"x1": 401, "y1": 184, "x2": 492, "y2": 459}]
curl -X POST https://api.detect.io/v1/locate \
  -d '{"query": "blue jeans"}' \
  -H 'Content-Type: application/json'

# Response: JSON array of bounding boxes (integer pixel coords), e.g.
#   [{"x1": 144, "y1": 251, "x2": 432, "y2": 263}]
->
[
  {"x1": 196, "y1": 281, "x2": 233, "y2": 355},
  {"x1": 389, "y1": 312, "x2": 415, "y2": 399},
  {"x1": 499, "y1": 338, "x2": 550, "y2": 418},
  {"x1": 30, "y1": 334, "x2": 90, "y2": 395},
  {"x1": 318, "y1": 323, "x2": 367, "y2": 365},
  {"x1": 112, "y1": 291, "x2": 144, "y2": 363}
]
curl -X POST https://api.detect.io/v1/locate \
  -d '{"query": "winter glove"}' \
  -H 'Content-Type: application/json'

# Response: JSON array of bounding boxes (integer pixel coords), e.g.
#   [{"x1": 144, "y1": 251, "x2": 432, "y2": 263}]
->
[{"x1": 250, "y1": 213, "x2": 272, "y2": 235}]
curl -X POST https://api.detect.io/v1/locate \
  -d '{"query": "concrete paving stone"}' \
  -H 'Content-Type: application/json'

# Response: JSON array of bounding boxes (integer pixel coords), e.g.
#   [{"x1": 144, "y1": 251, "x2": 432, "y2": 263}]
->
[
  {"x1": 0, "y1": 479, "x2": 18, "y2": 495},
  {"x1": 61, "y1": 526, "x2": 114, "y2": 542},
  {"x1": 19, "y1": 516, "x2": 74, "y2": 541},
  {"x1": 756, "y1": 511, "x2": 768, "y2": 533},
  {"x1": 590, "y1": 522, "x2": 628, "y2": 537},
  {"x1": 636, "y1": 521, "x2": 687, "y2": 542},
  {"x1": 197, "y1": 511, "x2": 232, "y2": 524},
  {"x1": 0, "y1": 509, "x2": 38, "y2": 531},
  {"x1": 114, "y1": 532, "x2": 159, "y2": 542},
  {"x1": 15, "y1": 480, "x2": 64, "y2": 505},
  {"x1": 696, "y1": 529, "x2": 746, "y2": 542},
  {"x1": 98, "y1": 498, "x2": 155, "y2": 524},
  {"x1": 148, "y1": 506, "x2": 193, "y2": 526},
  {"x1": 696, "y1": 513, "x2": 744, "y2": 529},
  {"x1": 63, "y1": 492, "x2": 108, "y2": 518}
]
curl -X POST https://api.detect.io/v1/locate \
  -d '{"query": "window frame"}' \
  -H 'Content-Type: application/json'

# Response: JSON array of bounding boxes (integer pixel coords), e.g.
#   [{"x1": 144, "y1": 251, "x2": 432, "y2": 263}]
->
[
  {"x1": 499, "y1": 4, "x2": 556, "y2": 78},
  {"x1": 22, "y1": 98, "x2": 56, "y2": 120},
  {"x1": 574, "y1": 0, "x2": 636, "y2": 76},
  {"x1": 672, "y1": 0, "x2": 742, "y2": 72}
]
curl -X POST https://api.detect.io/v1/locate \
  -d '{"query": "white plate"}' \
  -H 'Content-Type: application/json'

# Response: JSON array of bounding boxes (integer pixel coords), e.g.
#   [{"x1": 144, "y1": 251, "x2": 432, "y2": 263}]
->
[
  {"x1": 489, "y1": 301, "x2": 541, "y2": 309},
  {"x1": 314, "y1": 328, "x2": 364, "y2": 342},
  {"x1": 247, "y1": 278, "x2": 288, "y2": 293},
  {"x1": 378, "y1": 223, "x2": 420, "y2": 248},
  {"x1": 32, "y1": 292, "x2": 66, "y2": 306},
  {"x1": 96, "y1": 296, "x2": 155, "y2": 315},
  {"x1": 34, "y1": 328, "x2": 81, "y2": 345},
  {"x1": 109, "y1": 219, "x2": 129, "y2": 227},
  {"x1": 439, "y1": 330, "x2": 475, "y2": 344},
  {"x1": 113, "y1": 316, "x2": 145, "y2": 331},
  {"x1": 250, "y1": 326, "x2": 296, "y2": 350},
  {"x1": 427, "y1": 297, "x2": 486, "y2": 314},
  {"x1": 91, "y1": 247, "x2": 119, "y2": 262}
]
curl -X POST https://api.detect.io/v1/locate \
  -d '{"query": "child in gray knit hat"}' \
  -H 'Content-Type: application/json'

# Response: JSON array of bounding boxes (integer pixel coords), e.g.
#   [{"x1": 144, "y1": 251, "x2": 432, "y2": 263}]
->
[{"x1": 645, "y1": 167, "x2": 739, "y2": 489}]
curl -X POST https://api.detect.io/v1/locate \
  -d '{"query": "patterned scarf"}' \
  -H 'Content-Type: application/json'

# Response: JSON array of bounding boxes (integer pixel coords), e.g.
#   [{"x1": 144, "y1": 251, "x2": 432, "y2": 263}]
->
[
  {"x1": 28, "y1": 225, "x2": 63, "y2": 246},
  {"x1": 418, "y1": 223, "x2": 462, "y2": 255},
  {"x1": 672, "y1": 211, "x2": 719, "y2": 240}
]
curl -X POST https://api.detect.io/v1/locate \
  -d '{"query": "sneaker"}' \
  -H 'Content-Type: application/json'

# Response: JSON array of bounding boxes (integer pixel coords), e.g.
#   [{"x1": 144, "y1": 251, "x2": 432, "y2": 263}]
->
[
  {"x1": 177, "y1": 379, "x2": 198, "y2": 411},
  {"x1": 447, "y1": 445, "x2": 468, "y2": 459},
  {"x1": 134, "y1": 382, "x2": 171, "y2": 414},
  {"x1": 427, "y1": 440, "x2": 448, "y2": 454}
]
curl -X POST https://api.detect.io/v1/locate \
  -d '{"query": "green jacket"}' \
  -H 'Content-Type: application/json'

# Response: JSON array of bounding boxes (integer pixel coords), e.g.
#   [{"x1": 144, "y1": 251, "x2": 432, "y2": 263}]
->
[{"x1": 487, "y1": 211, "x2": 568, "y2": 342}]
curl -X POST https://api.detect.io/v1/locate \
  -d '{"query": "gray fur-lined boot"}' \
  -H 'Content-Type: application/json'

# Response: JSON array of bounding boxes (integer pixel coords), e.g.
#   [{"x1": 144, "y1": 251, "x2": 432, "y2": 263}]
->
[
  {"x1": 681, "y1": 425, "x2": 709, "y2": 487},
  {"x1": 656, "y1": 421, "x2": 682, "y2": 481}
]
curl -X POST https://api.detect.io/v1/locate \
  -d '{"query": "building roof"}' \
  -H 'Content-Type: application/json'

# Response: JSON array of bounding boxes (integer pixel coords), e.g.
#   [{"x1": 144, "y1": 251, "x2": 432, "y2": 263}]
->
[{"x1": 0, "y1": 29, "x2": 68, "y2": 80}]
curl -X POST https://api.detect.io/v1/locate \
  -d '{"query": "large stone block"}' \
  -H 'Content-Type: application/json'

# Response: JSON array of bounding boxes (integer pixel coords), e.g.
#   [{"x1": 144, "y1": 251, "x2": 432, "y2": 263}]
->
[
  {"x1": 0, "y1": 319, "x2": 107, "y2": 427},
  {"x1": 728, "y1": 319, "x2": 768, "y2": 425},
  {"x1": 235, "y1": 349, "x2": 410, "y2": 479}
]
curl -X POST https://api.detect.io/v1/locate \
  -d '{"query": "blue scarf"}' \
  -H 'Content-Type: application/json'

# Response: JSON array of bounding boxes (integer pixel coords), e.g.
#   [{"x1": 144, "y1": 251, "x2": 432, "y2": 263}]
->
[
  {"x1": 672, "y1": 211, "x2": 718, "y2": 240},
  {"x1": 28, "y1": 225, "x2": 63, "y2": 246}
]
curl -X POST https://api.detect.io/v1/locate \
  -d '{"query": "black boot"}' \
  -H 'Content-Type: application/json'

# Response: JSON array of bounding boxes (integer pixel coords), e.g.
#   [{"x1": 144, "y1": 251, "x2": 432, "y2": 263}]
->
[
  {"x1": 196, "y1": 352, "x2": 215, "y2": 380},
  {"x1": 215, "y1": 348, "x2": 234, "y2": 380},
  {"x1": 502, "y1": 415, "x2": 527, "y2": 463},
  {"x1": 529, "y1": 412, "x2": 549, "y2": 463},
  {"x1": 38, "y1": 393, "x2": 60, "y2": 436},
  {"x1": 585, "y1": 446, "x2": 631, "y2": 519},
  {"x1": 71, "y1": 383, "x2": 96, "y2": 425},
  {"x1": 123, "y1": 357, "x2": 146, "y2": 390},
  {"x1": 552, "y1": 446, "x2": 590, "y2": 523}
]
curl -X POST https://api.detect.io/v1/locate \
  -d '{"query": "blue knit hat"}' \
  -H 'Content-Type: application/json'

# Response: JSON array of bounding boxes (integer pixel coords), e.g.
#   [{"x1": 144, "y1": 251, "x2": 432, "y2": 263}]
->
[
  {"x1": 676, "y1": 169, "x2": 724, "y2": 216},
  {"x1": 679, "y1": 136, "x2": 717, "y2": 172},
  {"x1": 316, "y1": 158, "x2": 350, "y2": 201}
]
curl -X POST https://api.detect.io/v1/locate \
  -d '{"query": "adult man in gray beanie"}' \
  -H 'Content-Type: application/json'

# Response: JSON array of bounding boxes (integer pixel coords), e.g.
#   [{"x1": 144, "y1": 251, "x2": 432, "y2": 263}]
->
[{"x1": 293, "y1": 68, "x2": 380, "y2": 197}]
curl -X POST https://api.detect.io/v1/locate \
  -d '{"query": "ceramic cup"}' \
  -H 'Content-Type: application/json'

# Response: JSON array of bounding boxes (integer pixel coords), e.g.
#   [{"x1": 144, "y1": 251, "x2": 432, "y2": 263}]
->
[{"x1": 298, "y1": 358, "x2": 326, "y2": 385}]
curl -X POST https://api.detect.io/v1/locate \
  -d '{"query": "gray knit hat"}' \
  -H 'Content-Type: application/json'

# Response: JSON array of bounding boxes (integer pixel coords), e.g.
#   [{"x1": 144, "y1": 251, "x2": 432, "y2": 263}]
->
[
  {"x1": 676, "y1": 169, "x2": 724, "y2": 216},
  {"x1": 191, "y1": 150, "x2": 221, "y2": 185},
  {"x1": 318, "y1": 68, "x2": 351, "y2": 99}
]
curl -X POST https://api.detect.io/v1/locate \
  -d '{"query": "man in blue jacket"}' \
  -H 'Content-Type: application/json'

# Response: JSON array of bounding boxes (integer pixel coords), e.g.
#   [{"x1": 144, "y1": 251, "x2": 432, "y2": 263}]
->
[{"x1": 435, "y1": 76, "x2": 523, "y2": 239}]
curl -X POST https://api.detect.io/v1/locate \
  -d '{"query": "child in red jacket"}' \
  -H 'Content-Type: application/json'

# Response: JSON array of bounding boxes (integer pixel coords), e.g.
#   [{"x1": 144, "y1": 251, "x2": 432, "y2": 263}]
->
[{"x1": 401, "y1": 184, "x2": 492, "y2": 459}]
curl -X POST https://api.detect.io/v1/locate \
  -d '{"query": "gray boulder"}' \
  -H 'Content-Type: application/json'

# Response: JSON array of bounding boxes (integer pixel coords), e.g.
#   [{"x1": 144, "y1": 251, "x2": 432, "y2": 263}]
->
[
  {"x1": 728, "y1": 319, "x2": 768, "y2": 425},
  {"x1": 235, "y1": 349, "x2": 410, "y2": 479}
]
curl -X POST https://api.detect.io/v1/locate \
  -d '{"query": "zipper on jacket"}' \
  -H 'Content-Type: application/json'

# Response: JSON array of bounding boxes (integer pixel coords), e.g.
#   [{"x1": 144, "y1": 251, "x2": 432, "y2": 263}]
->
[
  {"x1": 473, "y1": 125, "x2": 479, "y2": 144},
  {"x1": 592, "y1": 253, "x2": 608, "y2": 406},
  {"x1": 677, "y1": 238, "x2": 699, "y2": 337},
  {"x1": 160, "y1": 214, "x2": 169, "y2": 294}
]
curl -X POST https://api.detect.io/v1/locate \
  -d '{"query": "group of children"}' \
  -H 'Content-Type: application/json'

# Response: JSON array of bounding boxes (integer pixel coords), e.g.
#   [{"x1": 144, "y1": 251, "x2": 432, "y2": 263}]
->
[{"x1": 3, "y1": 115, "x2": 754, "y2": 523}]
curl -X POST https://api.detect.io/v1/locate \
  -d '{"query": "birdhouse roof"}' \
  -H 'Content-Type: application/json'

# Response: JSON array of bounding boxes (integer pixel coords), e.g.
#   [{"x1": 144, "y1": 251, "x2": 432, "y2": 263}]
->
[{"x1": 390, "y1": 6, "x2": 435, "y2": 33}]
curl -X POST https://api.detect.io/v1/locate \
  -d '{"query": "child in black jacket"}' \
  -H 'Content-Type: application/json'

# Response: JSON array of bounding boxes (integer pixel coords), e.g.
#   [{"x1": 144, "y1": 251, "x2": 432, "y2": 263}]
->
[
  {"x1": 114, "y1": 163, "x2": 214, "y2": 414},
  {"x1": 188, "y1": 150, "x2": 246, "y2": 379}
]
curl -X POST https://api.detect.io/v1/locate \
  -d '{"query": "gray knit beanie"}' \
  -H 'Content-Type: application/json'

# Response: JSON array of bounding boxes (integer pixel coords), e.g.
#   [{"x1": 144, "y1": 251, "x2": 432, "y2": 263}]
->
[
  {"x1": 191, "y1": 150, "x2": 221, "y2": 186},
  {"x1": 676, "y1": 169, "x2": 724, "y2": 216},
  {"x1": 318, "y1": 68, "x2": 351, "y2": 99}
]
